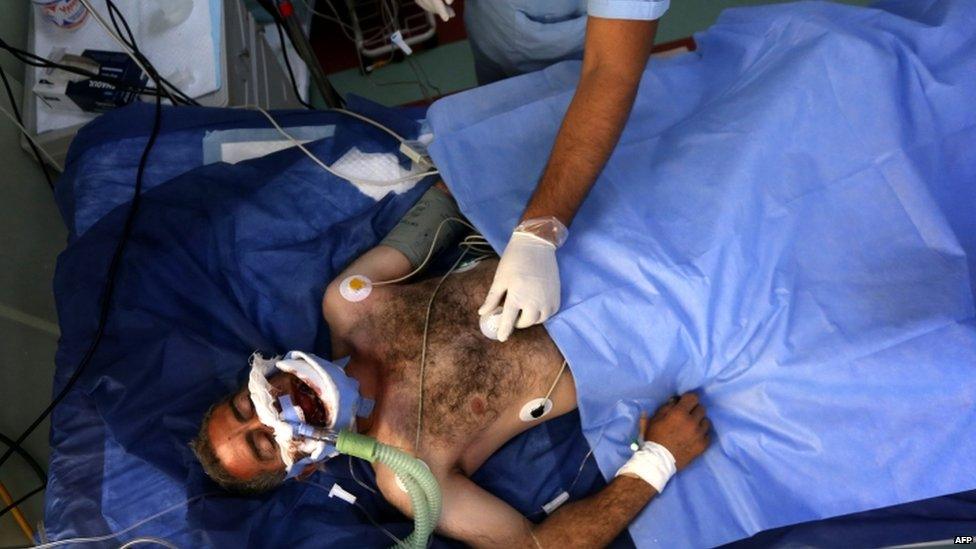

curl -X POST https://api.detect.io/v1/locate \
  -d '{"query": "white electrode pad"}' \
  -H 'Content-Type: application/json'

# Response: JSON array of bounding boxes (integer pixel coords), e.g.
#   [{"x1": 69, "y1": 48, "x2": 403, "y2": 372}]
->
[
  {"x1": 339, "y1": 275, "x2": 373, "y2": 302},
  {"x1": 519, "y1": 398, "x2": 553, "y2": 422}
]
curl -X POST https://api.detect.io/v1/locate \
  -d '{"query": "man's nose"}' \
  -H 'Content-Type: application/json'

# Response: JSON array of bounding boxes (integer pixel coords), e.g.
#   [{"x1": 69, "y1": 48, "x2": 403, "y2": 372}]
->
[{"x1": 248, "y1": 416, "x2": 273, "y2": 432}]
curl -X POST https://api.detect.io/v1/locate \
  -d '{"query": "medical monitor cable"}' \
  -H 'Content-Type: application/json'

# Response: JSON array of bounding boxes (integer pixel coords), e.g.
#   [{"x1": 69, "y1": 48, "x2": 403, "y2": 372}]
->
[{"x1": 0, "y1": 66, "x2": 53, "y2": 187}]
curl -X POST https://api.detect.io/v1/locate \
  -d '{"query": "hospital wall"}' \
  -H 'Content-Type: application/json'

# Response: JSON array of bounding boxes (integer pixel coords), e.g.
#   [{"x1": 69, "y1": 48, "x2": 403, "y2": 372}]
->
[{"x1": 0, "y1": 2, "x2": 63, "y2": 544}]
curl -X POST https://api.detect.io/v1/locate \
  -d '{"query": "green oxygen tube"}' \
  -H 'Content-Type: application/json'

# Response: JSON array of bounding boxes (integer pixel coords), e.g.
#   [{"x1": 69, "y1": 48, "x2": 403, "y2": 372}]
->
[{"x1": 337, "y1": 431, "x2": 442, "y2": 549}]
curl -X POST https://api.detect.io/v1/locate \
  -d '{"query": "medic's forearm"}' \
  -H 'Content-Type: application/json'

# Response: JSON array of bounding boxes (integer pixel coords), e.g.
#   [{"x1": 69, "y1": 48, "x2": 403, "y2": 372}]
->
[
  {"x1": 529, "y1": 474, "x2": 656, "y2": 548},
  {"x1": 521, "y1": 66, "x2": 642, "y2": 227},
  {"x1": 521, "y1": 19, "x2": 657, "y2": 228}
]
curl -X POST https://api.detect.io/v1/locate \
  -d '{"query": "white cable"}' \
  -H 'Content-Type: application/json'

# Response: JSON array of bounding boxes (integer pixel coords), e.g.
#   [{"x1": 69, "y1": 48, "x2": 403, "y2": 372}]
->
[
  {"x1": 30, "y1": 493, "x2": 215, "y2": 549},
  {"x1": 243, "y1": 105, "x2": 439, "y2": 187},
  {"x1": 540, "y1": 360, "x2": 568, "y2": 404},
  {"x1": 415, "y1": 249, "x2": 470, "y2": 451},
  {"x1": 76, "y1": 0, "x2": 179, "y2": 105},
  {"x1": 117, "y1": 537, "x2": 181, "y2": 549},
  {"x1": 0, "y1": 104, "x2": 63, "y2": 171},
  {"x1": 329, "y1": 107, "x2": 409, "y2": 143}
]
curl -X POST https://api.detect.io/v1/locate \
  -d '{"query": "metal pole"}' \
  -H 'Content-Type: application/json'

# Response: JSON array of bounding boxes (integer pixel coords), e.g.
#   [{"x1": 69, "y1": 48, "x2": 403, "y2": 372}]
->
[{"x1": 279, "y1": 1, "x2": 344, "y2": 108}]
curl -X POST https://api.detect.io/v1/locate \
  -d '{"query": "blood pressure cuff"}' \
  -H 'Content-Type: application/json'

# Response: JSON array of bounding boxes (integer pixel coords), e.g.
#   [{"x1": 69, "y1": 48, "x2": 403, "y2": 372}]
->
[{"x1": 380, "y1": 186, "x2": 467, "y2": 269}]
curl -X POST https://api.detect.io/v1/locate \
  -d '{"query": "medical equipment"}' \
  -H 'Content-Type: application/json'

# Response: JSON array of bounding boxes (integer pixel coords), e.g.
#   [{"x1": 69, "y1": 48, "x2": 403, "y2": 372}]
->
[
  {"x1": 33, "y1": 49, "x2": 148, "y2": 113},
  {"x1": 338, "y1": 432, "x2": 443, "y2": 549},
  {"x1": 76, "y1": 0, "x2": 181, "y2": 106},
  {"x1": 248, "y1": 351, "x2": 375, "y2": 476},
  {"x1": 248, "y1": 352, "x2": 441, "y2": 548},
  {"x1": 380, "y1": 186, "x2": 466, "y2": 268},
  {"x1": 33, "y1": 0, "x2": 89, "y2": 30},
  {"x1": 478, "y1": 307, "x2": 503, "y2": 340},
  {"x1": 339, "y1": 275, "x2": 373, "y2": 302}
]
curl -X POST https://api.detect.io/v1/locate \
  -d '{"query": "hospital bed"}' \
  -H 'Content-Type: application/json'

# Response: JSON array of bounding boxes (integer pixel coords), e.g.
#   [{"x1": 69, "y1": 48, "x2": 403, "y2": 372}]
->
[{"x1": 42, "y1": 0, "x2": 976, "y2": 547}]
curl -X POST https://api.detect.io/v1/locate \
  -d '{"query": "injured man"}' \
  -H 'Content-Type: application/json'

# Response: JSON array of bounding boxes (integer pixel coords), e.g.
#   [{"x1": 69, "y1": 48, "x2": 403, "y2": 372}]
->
[{"x1": 192, "y1": 183, "x2": 712, "y2": 547}]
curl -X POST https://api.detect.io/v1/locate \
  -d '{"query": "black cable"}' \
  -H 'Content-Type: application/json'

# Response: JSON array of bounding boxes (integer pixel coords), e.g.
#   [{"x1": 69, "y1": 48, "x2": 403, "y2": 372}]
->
[
  {"x1": 0, "y1": 38, "x2": 175, "y2": 99},
  {"x1": 104, "y1": 0, "x2": 193, "y2": 106},
  {"x1": 273, "y1": 16, "x2": 315, "y2": 109},
  {"x1": 0, "y1": 432, "x2": 46, "y2": 485},
  {"x1": 0, "y1": 483, "x2": 45, "y2": 521},
  {"x1": 0, "y1": 64, "x2": 54, "y2": 188},
  {"x1": 0, "y1": 90, "x2": 164, "y2": 474},
  {"x1": 103, "y1": 0, "x2": 199, "y2": 107}
]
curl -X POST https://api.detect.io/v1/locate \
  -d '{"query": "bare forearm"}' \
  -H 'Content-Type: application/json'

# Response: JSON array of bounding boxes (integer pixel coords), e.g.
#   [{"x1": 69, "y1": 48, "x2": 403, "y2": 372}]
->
[
  {"x1": 522, "y1": 68, "x2": 641, "y2": 226},
  {"x1": 522, "y1": 18, "x2": 658, "y2": 227},
  {"x1": 531, "y1": 475, "x2": 656, "y2": 548}
]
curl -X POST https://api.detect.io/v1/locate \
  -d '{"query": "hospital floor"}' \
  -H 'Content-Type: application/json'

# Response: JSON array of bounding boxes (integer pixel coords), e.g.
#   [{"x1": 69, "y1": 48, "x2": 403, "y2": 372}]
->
[
  {"x1": 314, "y1": 0, "x2": 872, "y2": 108},
  {"x1": 0, "y1": 0, "x2": 881, "y2": 545}
]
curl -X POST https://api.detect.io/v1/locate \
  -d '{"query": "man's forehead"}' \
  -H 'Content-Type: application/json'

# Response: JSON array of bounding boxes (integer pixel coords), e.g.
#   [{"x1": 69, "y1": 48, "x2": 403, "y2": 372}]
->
[{"x1": 207, "y1": 399, "x2": 266, "y2": 479}]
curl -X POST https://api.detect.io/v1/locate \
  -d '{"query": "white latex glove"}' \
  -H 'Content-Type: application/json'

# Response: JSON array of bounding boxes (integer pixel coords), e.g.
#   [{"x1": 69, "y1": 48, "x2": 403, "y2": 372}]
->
[
  {"x1": 416, "y1": 0, "x2": 455, "y2": 21},
  {"x1": 479, "y1": 232, "x2": 560, "y2": 342}
]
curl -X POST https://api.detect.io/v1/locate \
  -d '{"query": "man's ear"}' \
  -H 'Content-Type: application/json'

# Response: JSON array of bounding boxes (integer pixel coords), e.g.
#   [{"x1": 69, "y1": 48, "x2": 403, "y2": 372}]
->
[{"x1": 297, "y1": 463, "x2": 319, "y2": 481}]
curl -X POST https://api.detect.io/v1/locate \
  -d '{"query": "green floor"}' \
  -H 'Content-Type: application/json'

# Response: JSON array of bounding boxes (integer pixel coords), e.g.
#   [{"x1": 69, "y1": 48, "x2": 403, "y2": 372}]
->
[{"x1": 320, "y1": 0, "x2": 872, "y2": 107}]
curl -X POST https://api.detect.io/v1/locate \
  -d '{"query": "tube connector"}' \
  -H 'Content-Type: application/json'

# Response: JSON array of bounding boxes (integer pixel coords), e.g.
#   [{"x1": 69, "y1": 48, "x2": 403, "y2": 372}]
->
[{"x1": 336, "y1": 431, "x2": 378, "y2": 462}]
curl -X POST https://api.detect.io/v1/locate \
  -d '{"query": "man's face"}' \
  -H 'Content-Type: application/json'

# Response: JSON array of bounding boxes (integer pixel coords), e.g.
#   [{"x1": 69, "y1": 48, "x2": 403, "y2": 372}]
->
[{"x1": 206, "y1": 372, "x2": 331, "y2": 481}]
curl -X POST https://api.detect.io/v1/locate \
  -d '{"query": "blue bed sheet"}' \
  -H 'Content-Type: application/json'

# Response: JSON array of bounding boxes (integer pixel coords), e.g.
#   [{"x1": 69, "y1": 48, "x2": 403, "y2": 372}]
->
[
  {"x1": 428, "y1": 0, "x2": 976, "y2": 547},
  {"x1": 46, "y1": 101, "x2": 611, "y2": 547}
]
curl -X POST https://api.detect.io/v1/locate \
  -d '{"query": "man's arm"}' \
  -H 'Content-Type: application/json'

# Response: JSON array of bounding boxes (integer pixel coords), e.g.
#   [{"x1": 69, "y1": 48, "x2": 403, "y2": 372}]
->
[
  {"x1": 523, "y1": 16, "x2": 658, "y2": 225},
  {"x1": 379, "y1": 394, "x2": 710, "y2": 548},
  {"x1": 323, "y1": 182, "x2": 458, "y2": 356}
]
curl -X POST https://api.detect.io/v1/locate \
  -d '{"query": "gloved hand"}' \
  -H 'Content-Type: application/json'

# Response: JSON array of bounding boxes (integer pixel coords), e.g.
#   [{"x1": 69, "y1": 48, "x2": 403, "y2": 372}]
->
[
  {"x1": 416, "y1": 0, "x2": 455, "y2": 21},
  {"x1": 479, "y1": 217, "x2": 568, "y2": 342}
]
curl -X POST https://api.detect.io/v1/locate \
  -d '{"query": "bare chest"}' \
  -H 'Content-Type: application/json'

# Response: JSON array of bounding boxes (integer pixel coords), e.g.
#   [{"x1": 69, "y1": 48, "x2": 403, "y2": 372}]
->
[{"x1": 359, "y1": 262, "x2": 568, "y2": 467}]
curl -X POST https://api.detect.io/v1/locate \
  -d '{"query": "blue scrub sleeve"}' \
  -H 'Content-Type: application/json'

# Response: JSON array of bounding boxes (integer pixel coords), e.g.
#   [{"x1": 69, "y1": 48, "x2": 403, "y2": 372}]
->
[{"x1": 587, "y1": 0, "x2": 669, "y2": 20}]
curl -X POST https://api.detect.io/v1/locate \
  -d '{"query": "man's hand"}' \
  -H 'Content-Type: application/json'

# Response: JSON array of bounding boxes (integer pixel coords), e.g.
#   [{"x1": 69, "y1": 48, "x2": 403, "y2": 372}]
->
[
  {"x1": 644, "y1": 393, "x2": 711, "y2": 470},
  {"x1": 416, "y1": 0, "x2": 455, "y2": 21},
  {"x1": 479, "y1": 231, "x2": 560, "y2": 342}
]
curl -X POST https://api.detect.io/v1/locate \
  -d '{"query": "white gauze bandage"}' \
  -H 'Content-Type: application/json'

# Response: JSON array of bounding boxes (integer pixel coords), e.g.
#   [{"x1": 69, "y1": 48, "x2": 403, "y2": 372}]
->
[
  {"x1": 247, "y1": 353, "x2": 344, "y2": 473},
  {"x1": 615, "y1": 441, "x2": 677, "y2": 493}
]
